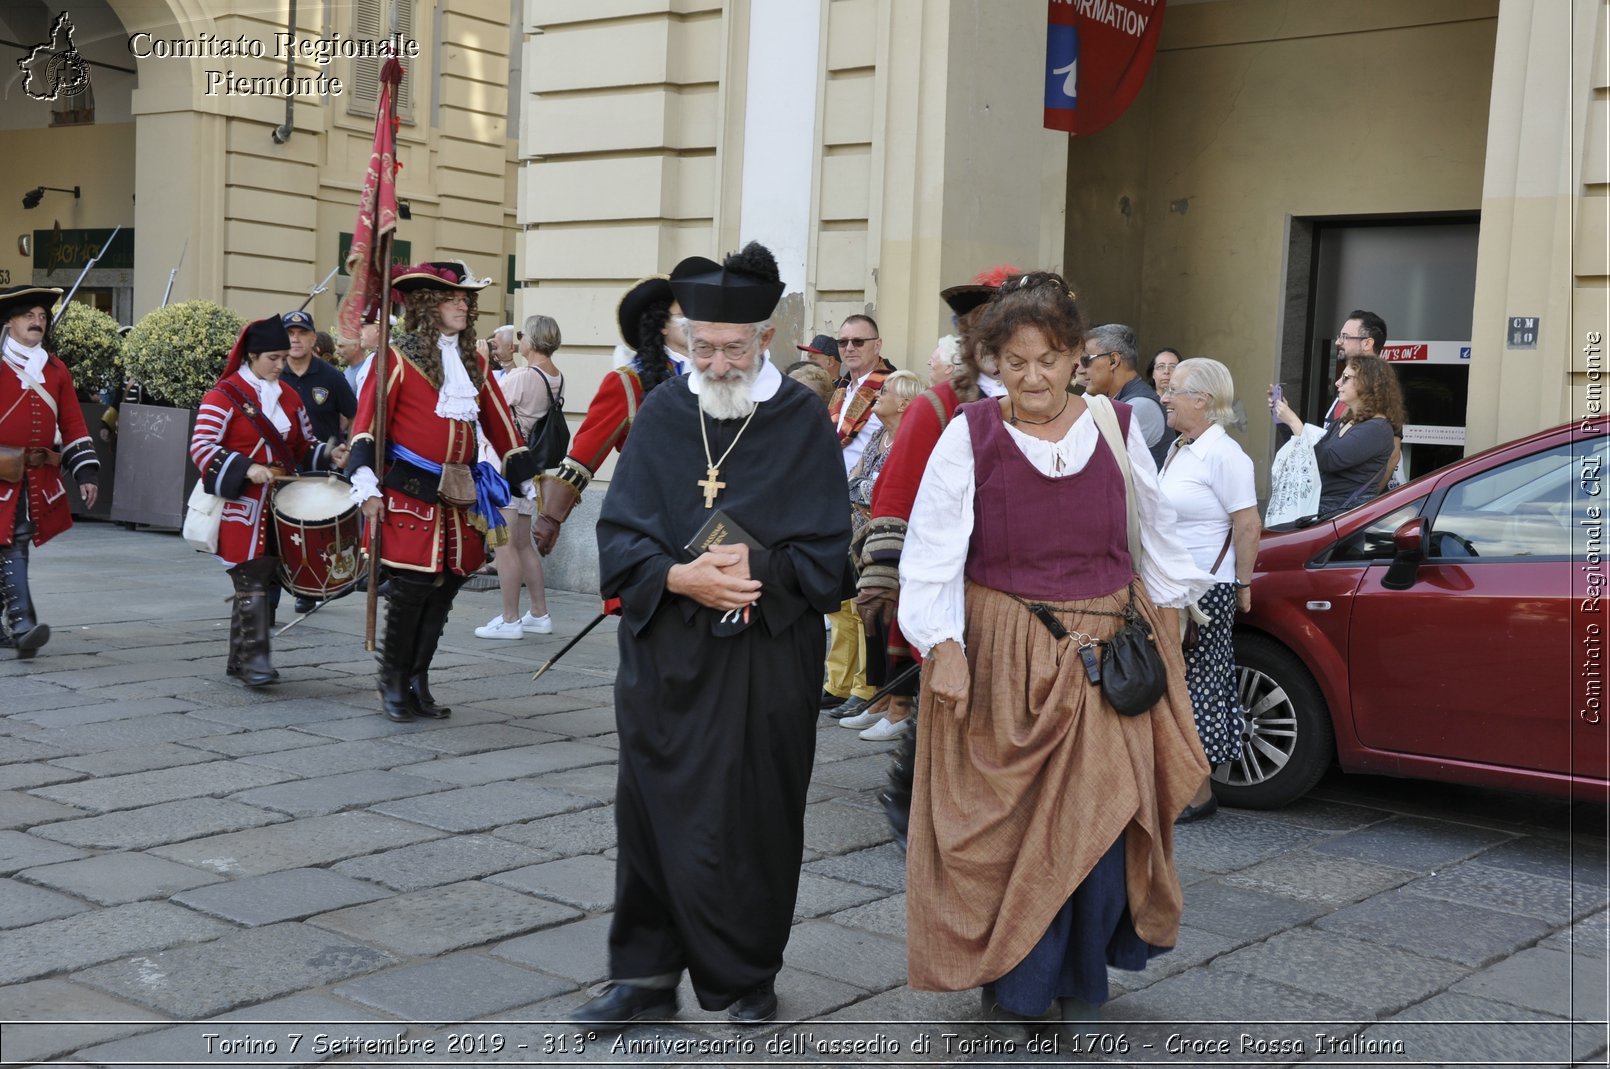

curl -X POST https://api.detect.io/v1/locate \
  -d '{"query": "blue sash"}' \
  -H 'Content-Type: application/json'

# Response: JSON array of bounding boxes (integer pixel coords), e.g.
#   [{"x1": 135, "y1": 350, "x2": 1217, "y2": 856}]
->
[{"x1": 388, "y1": 442, "x2": 510, "y2": 545}]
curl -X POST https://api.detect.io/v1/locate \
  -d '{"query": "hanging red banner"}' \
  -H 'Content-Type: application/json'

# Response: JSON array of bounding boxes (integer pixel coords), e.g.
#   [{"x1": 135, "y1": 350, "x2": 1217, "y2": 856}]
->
[{"x1": 1044, "y1": 0, "x2": 1167, "y2": 136}]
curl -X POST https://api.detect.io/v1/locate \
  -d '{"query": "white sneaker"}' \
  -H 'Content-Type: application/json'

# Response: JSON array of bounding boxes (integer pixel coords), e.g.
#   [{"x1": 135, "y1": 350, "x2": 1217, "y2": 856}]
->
[
  {"x1": 860, "y1": 717, "x2": 912, "y2": 741},
  {"x1": 474, "y1": 614, "x2": 525, "y2": 640},
  {"x1": 520, "y1": 612, "x2": 553, "y2": 635},
  {"x1": 839, "y1": 709, "x2": 882, "y2": 729}
]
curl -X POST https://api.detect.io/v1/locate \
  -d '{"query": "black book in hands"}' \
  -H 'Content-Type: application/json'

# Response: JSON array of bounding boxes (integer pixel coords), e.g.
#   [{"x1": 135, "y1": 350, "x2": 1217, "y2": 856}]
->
[
  {"x1": 683, "y1": 509, "x2": 763, "y2": 637},
  {"x1": 684, "y1": 509, "x2": 764, "y2": 558}
]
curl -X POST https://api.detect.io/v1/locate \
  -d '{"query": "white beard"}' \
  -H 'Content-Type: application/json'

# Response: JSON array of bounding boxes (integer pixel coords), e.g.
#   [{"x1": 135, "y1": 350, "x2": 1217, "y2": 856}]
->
[{"x1": 697, "y1": 364, "x2": 759, "y2": 420}]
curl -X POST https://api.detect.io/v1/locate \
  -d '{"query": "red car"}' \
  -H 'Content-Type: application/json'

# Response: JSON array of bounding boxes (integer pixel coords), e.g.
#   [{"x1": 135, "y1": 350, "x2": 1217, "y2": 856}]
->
[{"x1": 1217, "y1": 419, "x2": 1608, "y2": 809}]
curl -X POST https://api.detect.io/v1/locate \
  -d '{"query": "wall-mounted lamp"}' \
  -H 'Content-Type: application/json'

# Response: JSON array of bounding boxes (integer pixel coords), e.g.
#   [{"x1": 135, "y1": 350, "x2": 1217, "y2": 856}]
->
[
  {"x1": 23, "y1": 186, "x2": 80, "y2": 210},
  {"x1": 398, "y1": 199, "x2": 412, "y2": 220}
]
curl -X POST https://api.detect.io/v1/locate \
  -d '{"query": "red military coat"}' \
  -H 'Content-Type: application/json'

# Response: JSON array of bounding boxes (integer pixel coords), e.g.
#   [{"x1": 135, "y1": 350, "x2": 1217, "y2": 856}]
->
[
  {"x1": 564, "y1": 366, "x2": 643, "y2": 482},
  {"x1": 189, "y1": 372, "x2": 325, "y2": 565},
  {"x1": 351, "y1": 343, "x2": 532, "y2": 575},
  {"x1": 0, "y1": 353, "x2": 98, "y2": 547}
]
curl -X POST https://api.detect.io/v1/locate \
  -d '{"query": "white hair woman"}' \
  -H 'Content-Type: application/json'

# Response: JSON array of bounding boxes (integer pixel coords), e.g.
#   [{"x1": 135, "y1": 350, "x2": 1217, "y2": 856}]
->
[{"x1": 1157, "y1": 358, "x2": 1259, "y2": 822}]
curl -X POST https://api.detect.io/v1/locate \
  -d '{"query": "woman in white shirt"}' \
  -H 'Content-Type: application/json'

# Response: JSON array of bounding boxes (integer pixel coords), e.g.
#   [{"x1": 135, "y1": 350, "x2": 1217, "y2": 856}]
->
[
  {"x1": 475, "y1": 315, "x2": 563, "y2": 639},
  {"x1": 898, "y1": 273, "x2": 1214, "y2": 1030},
  {"x1": 1157, "y1": 358, "x2": 1260, "y2": 822}
]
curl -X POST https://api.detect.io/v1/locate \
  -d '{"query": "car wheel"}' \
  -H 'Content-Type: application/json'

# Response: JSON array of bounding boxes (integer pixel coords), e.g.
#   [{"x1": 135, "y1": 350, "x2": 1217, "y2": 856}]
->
[{"x1": 1211, "y1": 632, "x2": 1335, "y2": 809}]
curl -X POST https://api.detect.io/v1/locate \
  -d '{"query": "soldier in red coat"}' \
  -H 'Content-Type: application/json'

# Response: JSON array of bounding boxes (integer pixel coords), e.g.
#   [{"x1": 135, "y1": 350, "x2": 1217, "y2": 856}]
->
[
  {"x1": 533, "y1": 271, "x2": 689, "y2": 557},
  {"x1": 346, "y1": 261, "x2": 540, "y2": 722},
  {"x1": 0, "y1": 285, "x2": 100, "y2": 658},
  {"x1": 190, "y1": 317, "x2": 346, "y2": 686}
]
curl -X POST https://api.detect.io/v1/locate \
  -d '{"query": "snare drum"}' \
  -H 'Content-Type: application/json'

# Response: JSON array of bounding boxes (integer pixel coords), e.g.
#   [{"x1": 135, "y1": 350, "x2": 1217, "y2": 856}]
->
[{"x1": 271, "y1": 474, "x2": 364, "y2": 598}]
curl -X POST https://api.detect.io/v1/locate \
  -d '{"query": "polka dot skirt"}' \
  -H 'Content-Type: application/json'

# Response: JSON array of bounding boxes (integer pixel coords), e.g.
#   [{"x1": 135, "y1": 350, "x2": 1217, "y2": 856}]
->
[{"x1": 1183, "y1": 582, "x2": 1246, "y2": 766}]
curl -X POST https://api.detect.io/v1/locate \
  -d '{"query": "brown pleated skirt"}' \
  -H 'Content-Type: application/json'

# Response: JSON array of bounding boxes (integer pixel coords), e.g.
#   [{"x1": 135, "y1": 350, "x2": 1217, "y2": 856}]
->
[{"x1": 906, "y1": 579, "x2": 1209, "y2": 992}]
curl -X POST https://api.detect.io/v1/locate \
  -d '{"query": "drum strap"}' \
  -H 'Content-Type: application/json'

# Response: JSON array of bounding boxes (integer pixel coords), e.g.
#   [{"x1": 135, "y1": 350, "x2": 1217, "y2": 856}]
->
[{"x1": 218, "y1": 380, "x2": 298, "y2": 472}]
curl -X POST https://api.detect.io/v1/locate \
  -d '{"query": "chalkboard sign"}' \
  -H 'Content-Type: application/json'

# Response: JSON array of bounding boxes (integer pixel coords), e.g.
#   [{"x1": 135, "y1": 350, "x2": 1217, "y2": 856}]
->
[{"x1": 109, "y1": 403, "x2": 199, "y2": 529}]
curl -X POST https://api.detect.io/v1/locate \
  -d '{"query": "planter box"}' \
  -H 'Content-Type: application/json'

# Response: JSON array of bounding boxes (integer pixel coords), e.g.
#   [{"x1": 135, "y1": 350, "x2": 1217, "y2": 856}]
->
[
  {"x1": 67, "y1": 401, "x2": 115, "y2": 520},
  {"x1": 109, "y1": 403, "x2": 198, "y2": 529}
]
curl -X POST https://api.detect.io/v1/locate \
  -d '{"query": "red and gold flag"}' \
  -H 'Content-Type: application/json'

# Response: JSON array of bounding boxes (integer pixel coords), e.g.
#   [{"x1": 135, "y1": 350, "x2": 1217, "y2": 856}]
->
[{"x1": 338, "y1": 56, "x2": 405, "y2": 347}]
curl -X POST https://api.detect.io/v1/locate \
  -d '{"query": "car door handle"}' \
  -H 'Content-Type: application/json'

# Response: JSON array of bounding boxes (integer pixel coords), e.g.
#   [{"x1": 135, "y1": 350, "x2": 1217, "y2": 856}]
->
[{"x1": 1306, "y1": 601, "x2": 1332, "y2": 611}]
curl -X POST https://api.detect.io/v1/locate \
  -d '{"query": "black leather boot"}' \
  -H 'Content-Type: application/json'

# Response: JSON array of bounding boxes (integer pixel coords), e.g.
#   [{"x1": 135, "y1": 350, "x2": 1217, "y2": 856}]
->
[
  {"x1": 0, "y1": 534, "x2": 50, "y2": 660},
  {"x1": 224, "y1": 585, "x2": 246, "y2": 678},
  {"x1": 229, "y1": 557, "x2": 280, "y2": 687},
  {"x1": 409, "y1": 573, "x2": 464, "y2": 719},
  {"x1": 879, "y1": 705, "x2": 917, "y2": 850},
  {"x1": 379, "y1": 574, "x2": 431, "y2": 722},
  {"x1": 571, "y1": 983, "x2": 679, "y2": 1028}
]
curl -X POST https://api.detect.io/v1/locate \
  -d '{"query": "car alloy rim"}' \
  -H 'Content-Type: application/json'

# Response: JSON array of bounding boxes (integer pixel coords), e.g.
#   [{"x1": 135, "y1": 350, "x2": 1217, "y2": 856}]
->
[{"x1": 1214, "y1": 664, "x2": 1299, "y2": 786}]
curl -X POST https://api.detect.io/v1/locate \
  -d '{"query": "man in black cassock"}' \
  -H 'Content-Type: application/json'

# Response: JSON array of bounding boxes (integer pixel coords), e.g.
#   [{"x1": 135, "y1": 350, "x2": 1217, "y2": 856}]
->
[{"x1": 576, "y1": 242, "x2": 850, "y2": 1027}]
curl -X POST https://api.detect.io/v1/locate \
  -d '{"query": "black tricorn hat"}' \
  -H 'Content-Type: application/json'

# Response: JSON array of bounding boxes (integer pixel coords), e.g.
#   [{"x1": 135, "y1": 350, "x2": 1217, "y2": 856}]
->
[
  {"x1": 939, "y1": 264, "x2": 1023, "y2": 318},
  {"x1": 0, "y1": 284, "x2": 64, "y2": 325},
  {"x1": 797, "y1": 334, "x2": 840, "y2": 361},
  {"x1": 616, "y1": 275, "x2": 674, "y2": 349},
  {"x1": 670, "y1": 246, "x2": 784, "y2": 324}
]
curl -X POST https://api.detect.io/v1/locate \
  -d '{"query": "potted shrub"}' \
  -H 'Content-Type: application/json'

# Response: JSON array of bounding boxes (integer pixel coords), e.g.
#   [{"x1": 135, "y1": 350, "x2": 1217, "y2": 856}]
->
[{"x1": 112, "y1": 301, "x2": 244, "y2": 528}]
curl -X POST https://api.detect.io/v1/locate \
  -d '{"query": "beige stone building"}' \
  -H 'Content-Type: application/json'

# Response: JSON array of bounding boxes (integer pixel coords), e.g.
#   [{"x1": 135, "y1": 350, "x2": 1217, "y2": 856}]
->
[
  {"x1": 515, "y1": 0, "x2": 1605, "y2": 587},
  {"x1": 1, "y1": 0, "x2": 520, "y2": 334}
]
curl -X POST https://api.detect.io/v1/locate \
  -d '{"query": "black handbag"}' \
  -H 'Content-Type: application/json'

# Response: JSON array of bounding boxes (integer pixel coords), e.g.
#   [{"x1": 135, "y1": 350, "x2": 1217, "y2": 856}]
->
[
  {"x1": 1099, "y1": 591, "x2": 1168, "y2": 718},
  {"x1": 524, "y1": 371, "x2": 570, "y2": 470}
]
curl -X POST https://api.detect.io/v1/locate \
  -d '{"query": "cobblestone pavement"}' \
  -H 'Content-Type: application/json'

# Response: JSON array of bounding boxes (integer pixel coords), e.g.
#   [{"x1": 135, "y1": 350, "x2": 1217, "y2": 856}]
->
[{"x1": 0, "y1": 523, "x2": 1605, "y2": 1067}]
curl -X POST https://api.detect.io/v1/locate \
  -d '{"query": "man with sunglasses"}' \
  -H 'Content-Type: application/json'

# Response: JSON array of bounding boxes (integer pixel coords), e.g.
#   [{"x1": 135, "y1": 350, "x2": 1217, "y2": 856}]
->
[
  {"x1": 823, "y1": 314, "x2": 896, "y2": 719},
  {"x1": 1081, "y1": 323, "x2": 1175, "y2": 468}
]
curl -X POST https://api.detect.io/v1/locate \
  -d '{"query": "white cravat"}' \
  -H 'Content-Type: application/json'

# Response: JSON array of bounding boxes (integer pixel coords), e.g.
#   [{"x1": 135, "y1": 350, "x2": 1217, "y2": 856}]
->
[
  {"x1": 436, "y1": 334, "x2": 481, "y2": 421},
  {"x1": 239, "y1": 366, "x2": 291, "y2": 433},
  {"x1": 2, "y1": 336, "x2": 48, "y2": 386}
]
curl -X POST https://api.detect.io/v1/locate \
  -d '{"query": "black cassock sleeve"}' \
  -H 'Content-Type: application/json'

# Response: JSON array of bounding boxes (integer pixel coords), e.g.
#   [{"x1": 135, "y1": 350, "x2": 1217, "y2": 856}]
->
[{"x1": 597, "y1": 378, "x2": 851, "y2": 638}]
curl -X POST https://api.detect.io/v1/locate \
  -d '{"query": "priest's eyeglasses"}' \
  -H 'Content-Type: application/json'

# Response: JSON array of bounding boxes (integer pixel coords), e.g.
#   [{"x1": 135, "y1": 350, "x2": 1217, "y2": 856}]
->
[{"x1": 690, "y1": 339, "x2": 757, "y2": 359}]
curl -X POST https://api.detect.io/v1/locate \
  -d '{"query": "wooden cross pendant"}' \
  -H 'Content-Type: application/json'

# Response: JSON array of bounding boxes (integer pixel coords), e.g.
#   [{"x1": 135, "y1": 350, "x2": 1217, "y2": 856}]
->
[{"x1": 697, "y1": 466, "x2": 726, "y2": 509}]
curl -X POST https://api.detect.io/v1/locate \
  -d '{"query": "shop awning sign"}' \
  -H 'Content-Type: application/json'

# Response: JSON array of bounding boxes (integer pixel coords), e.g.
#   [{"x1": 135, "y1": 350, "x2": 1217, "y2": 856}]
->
[{"x1": 1044, "y1": 0, "x2": 1167, "y2": 136}]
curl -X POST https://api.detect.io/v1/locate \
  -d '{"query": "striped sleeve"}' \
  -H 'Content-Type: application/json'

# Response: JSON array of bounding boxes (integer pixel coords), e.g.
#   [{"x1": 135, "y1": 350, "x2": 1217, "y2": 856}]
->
[{"x1": 189, "y1": 394, "x2": 248, "y2": 499}]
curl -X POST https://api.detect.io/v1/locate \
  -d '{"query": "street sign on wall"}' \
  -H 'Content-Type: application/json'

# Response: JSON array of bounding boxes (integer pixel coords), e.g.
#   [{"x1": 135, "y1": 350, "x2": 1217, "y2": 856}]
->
[{"x1": 1044, "y1": 0, "x2": 1167, "y2": 136}]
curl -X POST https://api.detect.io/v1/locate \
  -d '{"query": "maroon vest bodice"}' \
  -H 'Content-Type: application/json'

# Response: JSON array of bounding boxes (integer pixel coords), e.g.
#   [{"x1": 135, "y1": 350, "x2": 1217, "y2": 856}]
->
[{"x1": 962, "y1": 397, "x2": 1134, "y2": 600}]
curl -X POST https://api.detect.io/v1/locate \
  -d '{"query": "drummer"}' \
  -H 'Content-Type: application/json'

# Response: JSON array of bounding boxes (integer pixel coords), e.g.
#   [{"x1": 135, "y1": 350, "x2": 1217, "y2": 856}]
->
[{"x1": 189, "y1": 317, "x2": 349, "y2": 686}]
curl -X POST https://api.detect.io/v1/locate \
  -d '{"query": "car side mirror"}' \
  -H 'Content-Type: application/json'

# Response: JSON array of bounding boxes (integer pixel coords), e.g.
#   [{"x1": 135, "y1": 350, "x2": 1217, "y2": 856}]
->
[{"x1": 1382, "y1": 517, "x2": 1427, "y2": 590}]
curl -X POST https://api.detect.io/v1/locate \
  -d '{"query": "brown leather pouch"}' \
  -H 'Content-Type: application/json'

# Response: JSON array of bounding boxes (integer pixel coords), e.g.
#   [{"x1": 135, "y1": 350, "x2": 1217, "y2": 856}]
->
[
  {"x1": 0, "y1": 446, "x2": 23, "y2": 483},
  {"x1": 437, "y1": 462, "x2": 476, "y2": 507}
]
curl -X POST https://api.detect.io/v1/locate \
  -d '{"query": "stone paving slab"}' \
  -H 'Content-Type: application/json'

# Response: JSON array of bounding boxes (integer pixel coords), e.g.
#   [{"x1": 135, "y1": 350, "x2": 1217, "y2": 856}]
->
[
  {"x1": 794, "y1": 870, "x2": 888, "y2": 923},
  {"x1": 486, "y1": 854, "x2": 618, "y2": 912},
  {"x1": 149, "y1": 811, "x2": 446, "y2": 877},
  {"x1": 811, "y1": 753, "x2": 899, "y2": 793},
  {"x1": 1309, "y1": 815, "x2": 1516, "y2": 870},
  {"x1": 237, "y1": 738, "x2": 433, "y2": 777},
  {"x1": 18, "y1": 850, "x2": 225, "y2": 905},
  {"x1": 490, "y1": 913, "x2": 613, "y2": 984},
  {"x1": 390, "y1": 742, "x2": 612, "y2": 787},
  {"x1": 177, "y1": 727, "x2": 331, "y2": 758},
  {"x1": 47, "y1": 740, "x2": 221, "y2": 776},
  {"x1": 31, "y1": 797, "x2": 287, "y2": 850},
  {"x1": 1213, "y1": 927, "x2": 1467, "y2": 1016},
  {"x1": 803, "y1": 798, "x2": 901, "y2": 857},
  {"x1": 1401, "y1": 859, "x2": 1592, "y2": 925},
  {"x1": 1469, "y1": 833, "x2": 1610, "y2": 888},
  {"x1": 827, "y1": 892, "x2": 907, "y2": 938},
  {"x1": 9, "y1": 696, "x2": 199, "y2": 729},
  {"x1": 30, "y1": 760, "x2": 296, "y2": 814},
  {"x1": 1540, "y1": 908, "x2": 1609, "y2": 957},
  {"x1": 784, "y1": 920, "x2": 908, "y2": 993},
  {"x1": 0, "y1": 900, "x2": 234, "y2": 985},
  {"x1": 1168, "y1": 810, "x2": 1330, "y2": 873},
  {"x1": 0, "y1": 828, "x2": 88, "y2": 874},
  {"x1": 1104, "y1": 966, "x2": 1373, "y2": 1047},
  {"x1": 1106, "y1": 923, "x2": 1243, "y2": 997},
  {"x1": 1235, "y1": 797, "x2": 1392, "y2": 833},
  {"x1": 72, "y1": 921, "x2": 400, "y2": 1019},
  {"x1": 386, "y1": 722, "x2": 565, "y2": 756},
  {"x1": 0, "y1": 761, "x2": 82, "y2": 790},
  {"x1": 492, "y1": 806, "x2": 617, "y2": 858},
  {"x1": 369, "y1": 781, "x2": 598, "y2": 832},
  {"x1": 0, "y1": 876, "x2": 89, "y2": 928},
  {"x1": 309, "y1": 880, "x2": 583, "y2": 957},
  {"x1": 173, "y1": 867, "x2": 391, "y2": 925},
  {"x1": 1315, "y1": 885, "x2": 1555, "y2": 966},
  {"x1": 1358, "y1": 990, "x2": 1603, "y2": 1067},
  {"x1": 532, "y1": 762, "x2": 620, "y2": 800},
  {"x1": 524, "y1": 703, "x2": 621, "y2": 735},
  {"x1": 24, "y1": 713, "x2": 230, "y2": 755},
  {"x1": 1176, "y1": 880, "x2": 1332, "y2": 941},
  {"x1": 185, "y1": 696, "x2": 376, "y2": 729},
  {"x1": 802, "y1": 843, "x2": 908, "y2": 893},
  {"x1": 0, "y1": 979, "x2": 169, "y2": 1066},
  {"x1": 1451, "y1": 945, "x2": 1610, "y2": 1020},
  {"x1": 289, "y1": 705, "x2": 515, "y2": 741},
  {"x1": 228, "y1": 769, "x2": 454, "y2": 817},
  {"x1": 0, "y1": 735, "x2": 72, "y2": 764},
  {"x1": 0, "y1": 788, "x2": 85, "y2": 828},
  {"x1": 333, "y1": 952, "x2": 573, "y2": 1022},
  {"x1": 332, "y1": 834, "x2": 554, "y2": 893},
  {"x1": 1217, "y1": 850, "x2": 1412, "y2": 906}
]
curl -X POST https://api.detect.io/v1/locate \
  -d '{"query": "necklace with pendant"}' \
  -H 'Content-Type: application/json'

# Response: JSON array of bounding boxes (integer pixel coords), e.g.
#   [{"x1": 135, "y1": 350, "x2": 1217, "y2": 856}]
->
[{"x1": 696, "y1": 403, "x2": 760, "y2": 509}]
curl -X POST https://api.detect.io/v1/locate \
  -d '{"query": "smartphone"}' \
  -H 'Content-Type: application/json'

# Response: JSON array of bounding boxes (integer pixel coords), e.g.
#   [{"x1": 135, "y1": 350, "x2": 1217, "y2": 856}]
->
[{"x1": 1270, "y1": 384, "x2": 1283, "y2": 410}]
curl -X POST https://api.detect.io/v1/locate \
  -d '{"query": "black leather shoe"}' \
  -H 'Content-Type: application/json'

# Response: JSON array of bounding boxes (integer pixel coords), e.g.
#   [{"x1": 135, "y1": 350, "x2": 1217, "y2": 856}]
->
[
  {"x1": 820, "y1": 689, "x2": 847, "y2": 709},
  {"x1": 727, "y1": 979, "x2": 777, "y2": 1024},
  {"x1": 1176, "y1": 794, "x2": 1219, "y2": 824},
  {"x1": 293, "y1": 596, "x2": 317, "y2": 615},
  {"x1": 827, "y1": 696, "x2": 867, "y2": 720},
  {"x1": 571, "y1": 983, "x2": 678, "y2": 1028}
]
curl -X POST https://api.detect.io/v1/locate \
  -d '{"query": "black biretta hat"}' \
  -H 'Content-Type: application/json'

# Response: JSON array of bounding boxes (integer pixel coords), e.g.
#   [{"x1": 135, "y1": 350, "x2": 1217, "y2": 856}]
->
[{"x1": 670, "y1": 244, "x2": 785, "y2": 324}]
